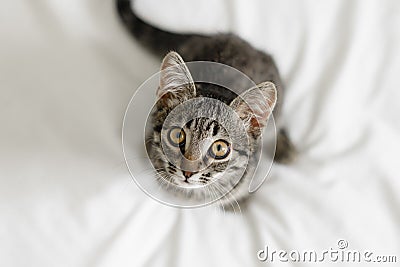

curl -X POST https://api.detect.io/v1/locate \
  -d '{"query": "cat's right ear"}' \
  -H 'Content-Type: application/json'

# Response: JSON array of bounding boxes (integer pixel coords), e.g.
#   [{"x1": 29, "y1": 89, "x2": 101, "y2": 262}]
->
[{"x1": 157, "y1": 52, "x2": 196, "y2": 101}]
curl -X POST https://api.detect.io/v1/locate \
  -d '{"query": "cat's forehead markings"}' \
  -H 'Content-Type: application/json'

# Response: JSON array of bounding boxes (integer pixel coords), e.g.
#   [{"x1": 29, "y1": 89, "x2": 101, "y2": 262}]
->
[
  {"x1": 186, "y1": 119, "x2": 193, "y2": 128},
  {"x1": 212, "y1": 123, "x2": 220, "y2": 136}
]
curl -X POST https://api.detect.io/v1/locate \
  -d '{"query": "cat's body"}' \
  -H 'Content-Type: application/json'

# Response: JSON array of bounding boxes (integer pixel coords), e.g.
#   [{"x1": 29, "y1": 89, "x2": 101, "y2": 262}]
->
[
  {"x1": 117, "y1": 1, "x2": 284, "y2": 116},
  {"x1": 117, "y1": 0, "x2": 296, "y2": 207}
]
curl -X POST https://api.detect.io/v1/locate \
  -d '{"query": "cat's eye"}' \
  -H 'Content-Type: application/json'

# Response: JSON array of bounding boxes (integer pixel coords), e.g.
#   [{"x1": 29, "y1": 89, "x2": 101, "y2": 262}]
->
[
  {"x1": 168, "y1": 127, "x2": 186, "y2": 146},
  {"x1": 209, "y1": 140, "x2": 230, "y2": 160}
]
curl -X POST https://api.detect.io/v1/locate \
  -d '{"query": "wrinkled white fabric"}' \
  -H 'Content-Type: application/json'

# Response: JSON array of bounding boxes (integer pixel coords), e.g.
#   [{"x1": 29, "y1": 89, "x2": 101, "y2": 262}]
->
[{"x1": 1, "y1": 0, "x2": 399, "y2": 266}]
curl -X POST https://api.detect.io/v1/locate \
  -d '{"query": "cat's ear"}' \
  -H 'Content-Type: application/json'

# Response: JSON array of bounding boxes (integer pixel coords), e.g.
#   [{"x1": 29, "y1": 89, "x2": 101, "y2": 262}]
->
[
  {"x1": 157, "y1": 51, "x2": 196, "y2": 100},
  {"x1": 230, "y1": 81, "x2": 277, "y2": 135}
]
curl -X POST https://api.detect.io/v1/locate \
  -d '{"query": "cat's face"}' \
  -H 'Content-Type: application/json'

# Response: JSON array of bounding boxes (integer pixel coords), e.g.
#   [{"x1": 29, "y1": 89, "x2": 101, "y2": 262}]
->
[
  {"x1": 147, "y1": 52, "x2": 277, "y2": 194},
  {"x1": 157, "y1": 118, "x2": 232, "y2": 187}
]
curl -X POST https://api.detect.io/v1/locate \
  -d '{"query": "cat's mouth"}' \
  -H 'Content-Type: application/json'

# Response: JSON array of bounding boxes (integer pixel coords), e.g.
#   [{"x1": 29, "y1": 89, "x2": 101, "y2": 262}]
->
[{"x1": 172, "y1": 171, "x2": 209, "y2": 188}]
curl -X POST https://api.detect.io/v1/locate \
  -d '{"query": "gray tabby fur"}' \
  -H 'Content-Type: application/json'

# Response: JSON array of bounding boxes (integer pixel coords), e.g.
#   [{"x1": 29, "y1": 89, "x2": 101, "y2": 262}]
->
[{"x1": 117, "y1": 0, "x2": 296, "y2": 207}]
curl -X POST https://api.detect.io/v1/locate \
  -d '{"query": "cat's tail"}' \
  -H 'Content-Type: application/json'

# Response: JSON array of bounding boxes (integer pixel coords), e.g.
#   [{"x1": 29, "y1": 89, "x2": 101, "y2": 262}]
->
[{"x1": 116, "y1": 0, "x2": 203, "y2": 57}]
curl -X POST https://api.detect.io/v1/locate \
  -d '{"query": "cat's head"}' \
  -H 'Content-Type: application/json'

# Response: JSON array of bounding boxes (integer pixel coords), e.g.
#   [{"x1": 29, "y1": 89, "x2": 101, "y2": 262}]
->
[{"x1": 148, "y1": 52, "x2": 277, "y2": 189}]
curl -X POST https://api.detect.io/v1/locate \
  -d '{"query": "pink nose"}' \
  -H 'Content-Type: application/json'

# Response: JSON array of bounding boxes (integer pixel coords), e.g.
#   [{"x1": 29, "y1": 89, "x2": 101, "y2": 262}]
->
[{"x1": 183, "y1": 171, "x2": 196, "y2": 179}]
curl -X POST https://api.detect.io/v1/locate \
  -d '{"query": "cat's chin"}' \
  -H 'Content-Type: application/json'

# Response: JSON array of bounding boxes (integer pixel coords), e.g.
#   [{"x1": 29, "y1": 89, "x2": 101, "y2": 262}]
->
[{"x1": 173, "y1": 180, "x2": 205, "y2": 189}]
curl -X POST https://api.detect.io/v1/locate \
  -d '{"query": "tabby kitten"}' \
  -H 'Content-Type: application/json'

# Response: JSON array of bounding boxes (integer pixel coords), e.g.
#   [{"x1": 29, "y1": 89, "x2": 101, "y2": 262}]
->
[{"x1": 117, "y1": 0, "x2": 296, "y2": 207}]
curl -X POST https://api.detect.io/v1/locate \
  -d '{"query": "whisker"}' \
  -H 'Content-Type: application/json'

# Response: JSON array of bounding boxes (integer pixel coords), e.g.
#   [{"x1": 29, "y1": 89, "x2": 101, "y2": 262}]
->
[
  {"x1": 209, "y1": 185, "x2": 226, "y2": 216},
  {"x1": 212, "y1": 183, "x2": 242, "y2": 216}
]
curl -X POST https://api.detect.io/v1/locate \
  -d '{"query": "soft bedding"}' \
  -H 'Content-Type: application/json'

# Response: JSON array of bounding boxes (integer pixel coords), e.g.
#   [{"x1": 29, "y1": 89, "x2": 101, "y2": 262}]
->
[{"x1": 0, "y1": 0, "x2": 399, "y2": 266}]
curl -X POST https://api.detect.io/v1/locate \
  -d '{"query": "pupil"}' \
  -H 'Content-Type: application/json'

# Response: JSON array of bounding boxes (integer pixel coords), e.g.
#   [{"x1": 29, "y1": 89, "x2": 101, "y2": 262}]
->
[{"x1": 217, "y1": 144, "x2": 222, "y2": 151}]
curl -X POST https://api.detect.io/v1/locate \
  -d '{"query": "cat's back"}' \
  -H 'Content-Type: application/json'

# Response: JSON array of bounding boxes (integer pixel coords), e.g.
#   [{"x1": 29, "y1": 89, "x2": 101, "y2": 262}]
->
[
  {"x1": 178, "y1": 34, "x2": 283, "y2": 116},
  {"x1": 178, "y1": 34, "x2": 282, "y2": 87}
]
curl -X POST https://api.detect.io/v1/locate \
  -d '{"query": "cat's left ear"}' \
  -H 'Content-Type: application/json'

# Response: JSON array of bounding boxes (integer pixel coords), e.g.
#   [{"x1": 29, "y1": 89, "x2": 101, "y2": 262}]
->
[
  {"x1": 230, "y1": 81, "x2": 277, "y2": 135},
  {"x1": 157, "y1": 51, "x2": 196, "y2": 100}
]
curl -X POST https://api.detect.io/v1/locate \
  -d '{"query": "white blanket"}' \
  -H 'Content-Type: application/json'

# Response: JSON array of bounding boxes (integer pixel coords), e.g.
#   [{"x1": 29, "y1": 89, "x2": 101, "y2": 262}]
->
[{"x1": 1, "y1": 0, "x2": 399, "y2": 266}]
